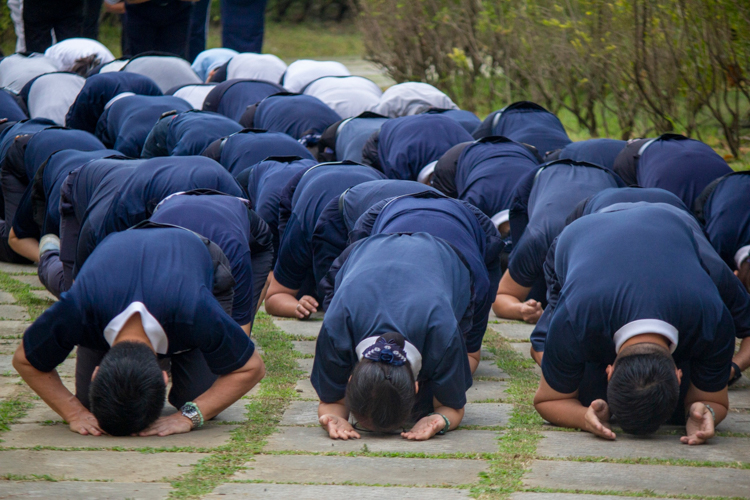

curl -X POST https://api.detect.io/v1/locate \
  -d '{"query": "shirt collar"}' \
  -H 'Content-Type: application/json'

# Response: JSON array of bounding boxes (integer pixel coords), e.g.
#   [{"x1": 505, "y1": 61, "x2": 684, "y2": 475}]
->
[
  {"x1": 355, "y1": 336, "x2": 422, "y2": 377},
  {"x1": 613, "y1": 319, "x2": 678, "y2": 354},
  {"x1": 103, "y1": 301, "x2": 168, "y2": 355}
]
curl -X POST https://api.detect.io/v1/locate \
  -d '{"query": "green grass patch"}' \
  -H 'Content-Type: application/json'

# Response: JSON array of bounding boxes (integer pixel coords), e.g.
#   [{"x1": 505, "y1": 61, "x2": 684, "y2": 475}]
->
[
  {"x1": 0, "y1": 398, "x2": 32, "y2": 432},
  {"x1": 472, "y1": 329, "x2": 544, "y2": 498},
  {"x1": 168, "y1": 312, "x2": 297, "y2": 498},
  {"x1": 0, "y1": 270, "x2": 54, "y2": 321}
]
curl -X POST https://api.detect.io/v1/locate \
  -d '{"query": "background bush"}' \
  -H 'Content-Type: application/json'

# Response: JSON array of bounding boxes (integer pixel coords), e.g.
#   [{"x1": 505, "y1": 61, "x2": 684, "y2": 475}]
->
[{"x1": 355, "y1": 0, "x2": 750, "y2": 156}]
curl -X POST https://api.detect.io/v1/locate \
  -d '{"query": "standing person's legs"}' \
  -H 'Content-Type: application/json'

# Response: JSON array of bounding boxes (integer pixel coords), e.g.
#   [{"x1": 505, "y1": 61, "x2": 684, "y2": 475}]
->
[
  {"x1": 221, "y1": 0, "x2": 267, "y2": 53},
  {"x1": 187, "y1": 0, "x2": 211, "y2": 63},
  {"x1": 82, "y1": 0, "x2": 104, "y2": 39},
  {"x1": 166, "y1": 348, "x2": 217, "y2": 409},
  {"x1": 152, "y1": 1, "x2": 192, "y2": 58},
  {"x1": 51, "y1": 0, "x2": 85, "y2": 42},
  {"x1": 75, "y1": 346, "x2": 106, "y2": 409},
  {"x1": 123, "y1": 2, "x2": 159, "y2": 57},
  {"x1": 22, "y1": 0, "x2": 54, "y2": 53},
  {"x1": 7, "y1": 0, "x2": 25, "y2": 53}
]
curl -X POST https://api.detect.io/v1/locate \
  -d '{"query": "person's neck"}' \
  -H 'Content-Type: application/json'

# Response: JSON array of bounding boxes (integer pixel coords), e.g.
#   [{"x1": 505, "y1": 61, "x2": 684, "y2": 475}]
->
[
  {"x1": 618, "y1": 333, "x2": 670, "y2": 353},
  {"x1": 111, "y1": 313, "x2": 155, "y2": 352}
]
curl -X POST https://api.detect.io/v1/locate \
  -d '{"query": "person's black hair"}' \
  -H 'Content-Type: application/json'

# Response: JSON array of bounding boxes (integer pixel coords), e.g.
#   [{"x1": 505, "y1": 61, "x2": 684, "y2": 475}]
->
[
  {"x1": 70, "y1": 55, "x2": 102, "y2": 77},
  {"x1": 346, "y1": 332, "x2": 416, "y2": 432},
  {"x1": 89, "y1": 341, "x2": 166, "y2": 436},
  {"x1": 607, "y1": 345, "x2": 679, "y2": 435}
]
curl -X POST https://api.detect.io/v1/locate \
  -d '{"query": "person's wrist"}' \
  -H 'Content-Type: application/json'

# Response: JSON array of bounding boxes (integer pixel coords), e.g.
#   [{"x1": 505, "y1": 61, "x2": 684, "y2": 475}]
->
[
  {"x1": 729, "y1": 361, "x2": 743, "y2": 386},
  {"x1": 429, "y1": 412, "x2": 450, "y2": 435}
]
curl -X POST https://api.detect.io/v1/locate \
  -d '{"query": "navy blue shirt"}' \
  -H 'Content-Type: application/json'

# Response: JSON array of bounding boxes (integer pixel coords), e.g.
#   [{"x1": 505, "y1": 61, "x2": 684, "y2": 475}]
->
[
  {"x1": 203, "y1": 79, "x2": 285, "y2": 123},
  {"x1": 702, "y1": 173, "x2": 750, "y2": 271},
  {"x1": 351, "y1": 194, "x2": 502, "y2": 352},
  {"x1": 237, "y1": 157, "x2": 317, "y2": 262},
  {"x1": 166, "y1": 111, "x2": 242, "y2": 157},
  {"x1": 555, "y1": 139, "x2": 626, "y2": 169},
  {"x1": 312, "y1": 232, "x2": 473, "y2": 409},
  {"x1": 311, "y1": 179, "x2": 438, "y2": 295},
  {"x1": 426, "y1": 108, "x2": 481, "y2": 134},
  {"x1": 377, "y1": 114, "x2": 473, "y2": 180},
  {"x1": 75, "y1": 156, "x2": 244, "y2": 273},
  {"x1": 253, "y1": 94, "x2": 342, "y2": 139},
  {"x1": 474, "y1": 102, "x2": 571, "y2": 155},
  {"x1": 0, "y1": 90, "x2": 27, "y2": 121},
  {"x1": 216, "y1": 130, "x2": 314, "y2": 176},
  {"x1": 14, "y1": 149, "x2": 119, "y2": 240},
  {"x1": 95, "y1": 95, "x2": 193, "y2": 158},
  {"x1": 508, "y1": 161, "x2": 624, "y2": 288},
  {"x1": 65, "y1": 72, "x2": 162, "y2": 133},
  {"x1": 334, "y1": 115, "x2": 389, "y2": 163},
  {"x1": 150, "y1": 194, "x2": 271, "y2": 326},
  {"x1": 273, "y1": 163, "x2": 385, "y2": 291},
  {"x1": 0, "y1": 118, "x2": 57, "y2": 164},
  {"x1": 637, "y1": 135, "x2": 732, "y2": 208},
  {"x1": 24, "y1": 227, "x2": 254, "y2": 374},
  {"x1": 23, "y1": 128, "x2": 105, "y2": 182},
  {"x1": 539, "y1": 206, "x2": 735, "y2": 396},
  {"x1": 455, "y1": 138, "x2": 539, "y2": 219}
]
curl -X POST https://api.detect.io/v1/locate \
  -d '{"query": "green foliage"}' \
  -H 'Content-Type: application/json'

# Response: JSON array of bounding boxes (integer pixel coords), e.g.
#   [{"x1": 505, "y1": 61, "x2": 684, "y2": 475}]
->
[{"x1": 355, "y1": 0, "x2": 750, "y2": 159}]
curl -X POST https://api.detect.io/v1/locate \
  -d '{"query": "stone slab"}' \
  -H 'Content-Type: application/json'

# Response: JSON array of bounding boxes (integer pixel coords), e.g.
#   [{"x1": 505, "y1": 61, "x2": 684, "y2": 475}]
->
[
  {"x1": 279, "y1": 401, "x2": 511, "y2": 428},
  {"x1": 523, "y1": 460, "x2": 750, "y2": 498},
  {"x1": 0, "y1": 291, "x2": 16, "y2": 303},
  {"x1": 509, "y1": 342, "x2": 532, "y2": 360},
  {"x1": 273, "y1": 319, "x2": 323, "y2": 338},
  {"x1": 234, "y1": 454, "x2": 487, "y2": 486},
  {"x1": 719, "y1": 411, "x2": 750, "y2": 433},
  {"x1": 0, "y1": 305, "x2": 29, "y2": 321},
  {"x1": 510, "y1": 495, "x2": 671, "y2": 500},
  {"x1": 0, "y1": 377, "x2": 25, "y2": 399},
  {"x1": 0, "y1": 481, "x2": 171, "y2": 499},
  {"x1": 729, "y1": 389, "x2": 750, "y2": 409},
  {"x1": 537, "y1": 431, "x2": 750, "y2": 463},
  {"x1": 0, "y1": 262, "x2": 36, "y2": 273},
  {"x1": 0, "y1": 450, "x2": 207, "y2": 481},
  {"x1": 0, "y1": 422, "x2": 237, "y2": 449},
  {"x1": 0, "y1": 354, "x2": 73, "y2": 377},
  {"x1": 296, "y1": 357, "x2": 313, "y2": 375},
  {"x1": 0, "y1": 320, "x2": 30, "y2": 337},
  {"x1": 466, "y1": 380, "x2": 508, "y2": 402},
  {"x1": 11, "y1": 274, "x2": 43, "y2": 288},
  {"x1": 0, "y1": 354, "x2": 14, "y2": 372},
  {"x1": 488, "y1": 321, "x2": 534, "y2": 340},
  {"x1": 206, "y1": 483, "x2": 469, "y2": 499},
  {"x1": 0, "y1": 337, "x2": 20, "y2": 355},
  {"x1": 292, "y1": 340, "x2": 316, "y2": 356},
  {"x1": 30, "y1": 290, "x2": 57, "y2": 302},
  {"x1": 473, "y1": 361, "x2": 508, "y2": 379},
  {"x1": 264, "y1": 426, "x2": 499, "y2": 454},
  {"x1": 294, "y1": 378, "x2": 318, "y2": 400}
]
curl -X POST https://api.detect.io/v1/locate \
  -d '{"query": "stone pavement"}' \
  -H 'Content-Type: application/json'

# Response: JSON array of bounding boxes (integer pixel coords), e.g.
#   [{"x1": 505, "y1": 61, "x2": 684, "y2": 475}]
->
[{"x1": 1, "y1": 266, "x2": 749, "y2": 499}]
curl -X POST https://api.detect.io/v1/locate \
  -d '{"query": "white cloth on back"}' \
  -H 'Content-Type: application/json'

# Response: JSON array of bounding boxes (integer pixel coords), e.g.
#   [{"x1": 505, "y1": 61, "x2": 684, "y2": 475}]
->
[
  {"x1": 373, "y1": 82, "x2": 458, "y2": 118},
  {"x1": 27, "y1": 72, "x2": 86, "y2": 125},
  {"x1": 172, "y1": 84, "x2": 217, "y2": 109},
  {"x1": 0, "y1": 54, "x2": 58, "y2": 93},
  {"x1": 226, "y1": 53, "x2": 287, "y2": 83},
  {"x1": 282, "y1": 59, "x2": 350, "y2": 93},
  {"x1": 44, "y1": 38, "x2": 115, "y2": 72},
  {"x1": 303, "y1": 75, "x2": 381, "y2": 118},
  {"x1": 122, "y1": 55, "x2": 201, "y2": 93}
]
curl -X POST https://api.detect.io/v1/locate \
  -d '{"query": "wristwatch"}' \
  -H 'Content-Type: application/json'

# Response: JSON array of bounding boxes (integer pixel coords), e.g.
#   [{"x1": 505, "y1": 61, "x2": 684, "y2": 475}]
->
[{"x1": 180, "y1": 402, "x2": 204, "y2": 429}]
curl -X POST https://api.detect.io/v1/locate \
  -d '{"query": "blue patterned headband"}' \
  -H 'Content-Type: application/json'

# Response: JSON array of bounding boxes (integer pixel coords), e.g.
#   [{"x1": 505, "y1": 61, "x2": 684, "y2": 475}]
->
[{"x1": 361, "y1": 337, "x2": 408, "y2": 366}]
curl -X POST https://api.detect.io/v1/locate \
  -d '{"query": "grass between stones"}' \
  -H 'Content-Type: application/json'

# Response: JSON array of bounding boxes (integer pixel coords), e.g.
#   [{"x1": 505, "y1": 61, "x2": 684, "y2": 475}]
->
[
  {"x1": 472, "y1": 329, "x2": 544, "y2": 499},
  {"x1": 0, "y1": 270, "x2": 53, "y2": 321},
  {"x1": 168, "y1": 312, "x2": 298, "y2": 498},
  {"x1": 0, "y1": 398, "x2": 32, "y2": 432}
]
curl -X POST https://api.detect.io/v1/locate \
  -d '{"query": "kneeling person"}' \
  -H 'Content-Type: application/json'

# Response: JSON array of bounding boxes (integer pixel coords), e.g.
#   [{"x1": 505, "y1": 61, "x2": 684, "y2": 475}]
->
[
  {"x1": 533, "y1": 205, "x2": 735, "y2": 444},
  {"x1": 13, "y1": 226, "x2": 265, "y2": 437}
]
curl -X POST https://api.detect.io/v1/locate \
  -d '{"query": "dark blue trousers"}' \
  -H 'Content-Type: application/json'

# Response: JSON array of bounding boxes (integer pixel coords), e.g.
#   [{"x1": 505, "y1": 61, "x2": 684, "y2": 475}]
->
[{"x1": 221, "y1": 0, "x2": 267, "y2": 53}]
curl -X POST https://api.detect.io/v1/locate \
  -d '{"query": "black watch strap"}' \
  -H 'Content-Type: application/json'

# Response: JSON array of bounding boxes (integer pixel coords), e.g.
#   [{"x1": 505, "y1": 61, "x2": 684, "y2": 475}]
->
[{"x1": 729, "y1": 362, "x2": 743, "y2": 386}]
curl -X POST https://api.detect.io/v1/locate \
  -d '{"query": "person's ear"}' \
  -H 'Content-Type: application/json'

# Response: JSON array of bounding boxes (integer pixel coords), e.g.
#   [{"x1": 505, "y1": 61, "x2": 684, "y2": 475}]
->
[
  {"x1": 675, "y1": 368, "x2": 682, "y2": 385},
  {"x1": 605, "y1": 364, "x2": 614, "y2": 382},
  {"x1": 162, "y1": 370, "x2": 169, "y2": 386},
  {"x1": 91, "y1": 366, "x2": 100, "y2": 381}
]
